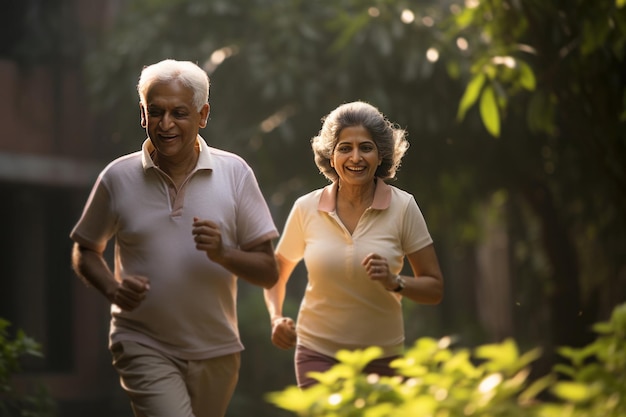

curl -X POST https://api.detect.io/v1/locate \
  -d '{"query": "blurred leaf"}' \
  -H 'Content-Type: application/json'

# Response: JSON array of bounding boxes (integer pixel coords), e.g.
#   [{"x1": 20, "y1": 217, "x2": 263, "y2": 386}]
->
[
  {"x1": 457, "y1": 73, "x2": 485, "y2": 121},
  {"x1": 266, "y1": 384, "x2": 325, "y2": 413},
  {"x1": 518, "y1": 374, "x2": 555, "y2": 403},
  {"x1": 336, "y1": 346, "x2": 383, "y2": 369},
  {"x1": 479, "y1": 84, "x2": 500, "y2": 137},
  {"x1": 557, "y1": 344, "x2": 598, "y2": 367},
  {"x1": 517, "y1": 60, "x2": 536, "y2": 91},
  {"x1": 551, "y1": 381, "x2": 594, "y2": 402}
]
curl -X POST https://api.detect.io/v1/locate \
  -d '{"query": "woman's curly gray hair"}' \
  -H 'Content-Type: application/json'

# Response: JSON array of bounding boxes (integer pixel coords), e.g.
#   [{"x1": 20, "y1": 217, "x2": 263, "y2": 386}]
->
[{"x1": 311, "y1": 101, "x2": 409, "y2": 182}]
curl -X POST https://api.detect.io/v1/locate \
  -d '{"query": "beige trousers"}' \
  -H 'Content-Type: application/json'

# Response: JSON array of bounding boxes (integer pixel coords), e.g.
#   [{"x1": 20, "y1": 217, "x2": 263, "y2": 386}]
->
[{"x1": 111, "y1": 340, "x2": 240, "y2": 417}]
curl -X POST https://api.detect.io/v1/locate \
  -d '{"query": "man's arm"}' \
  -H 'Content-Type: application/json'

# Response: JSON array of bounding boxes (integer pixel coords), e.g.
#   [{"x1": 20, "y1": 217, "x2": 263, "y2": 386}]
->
[
  {"x1": 71, "y1": 243, "x2": 149, "y2": 311},
  {"x1": 211, "y1": 239, "x2": 279, "y2": 289},
  {"x1": 192, "y1": 217, "x2": 278, "y2": 289}
]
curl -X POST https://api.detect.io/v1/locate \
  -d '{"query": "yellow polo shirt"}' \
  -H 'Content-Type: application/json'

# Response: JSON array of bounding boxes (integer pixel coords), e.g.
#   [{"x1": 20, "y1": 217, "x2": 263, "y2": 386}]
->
[{"x1": 276, "y1": 180, "x2": 433, "y2": 358}]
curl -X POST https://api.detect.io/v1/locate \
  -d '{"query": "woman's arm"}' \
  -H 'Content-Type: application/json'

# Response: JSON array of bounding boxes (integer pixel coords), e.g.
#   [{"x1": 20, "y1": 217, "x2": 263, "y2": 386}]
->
[
  {"x1": 400, "y1": 244, "x2": 444, "y2": 304},
  {"x1": 264, "y1": 253, "x2": 299, "y2": 349}
]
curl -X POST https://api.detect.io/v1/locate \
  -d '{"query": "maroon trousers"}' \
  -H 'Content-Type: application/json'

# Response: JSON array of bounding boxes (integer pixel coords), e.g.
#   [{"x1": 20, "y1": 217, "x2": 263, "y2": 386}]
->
[{"x1": 295, "y1": 344, "x2": 399, "y2": 388}]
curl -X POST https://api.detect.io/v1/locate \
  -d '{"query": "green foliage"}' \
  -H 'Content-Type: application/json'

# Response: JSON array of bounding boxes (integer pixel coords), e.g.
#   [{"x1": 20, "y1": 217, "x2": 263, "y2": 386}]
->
[
  {"x1": 443, "y1": 0, "x2": 625, "y2": 139},
  {"x1": 267, "y1": 303, "x2": 626, "y2": 416},
  {"x1": 549, "y1": 303, "x2": 626, "y2": 416},
  {"x1": 267, "y1": 339, "x2": 544, "y2": 417},
  {"x1": 0, "y1": 319, "x2": 56, "y2": 417}
]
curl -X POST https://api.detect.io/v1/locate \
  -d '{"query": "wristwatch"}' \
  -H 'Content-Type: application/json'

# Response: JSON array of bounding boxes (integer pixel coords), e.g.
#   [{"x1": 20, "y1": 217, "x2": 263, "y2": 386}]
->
[{"x1": 391, "y1": 275, "x2": 406, "y2": 292}]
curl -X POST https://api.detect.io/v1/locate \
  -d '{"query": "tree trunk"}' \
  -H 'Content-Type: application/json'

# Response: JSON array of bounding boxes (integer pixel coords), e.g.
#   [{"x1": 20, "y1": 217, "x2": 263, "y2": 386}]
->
[{"x1": 521, "y1": 180, "x2": 595, "y2": 351}]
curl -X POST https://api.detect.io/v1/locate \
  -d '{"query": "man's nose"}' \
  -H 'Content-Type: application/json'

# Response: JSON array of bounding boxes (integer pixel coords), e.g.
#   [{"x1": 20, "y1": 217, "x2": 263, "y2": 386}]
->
[{"x1": 159, "y1": 113, "x2": 174, "y2": 129}]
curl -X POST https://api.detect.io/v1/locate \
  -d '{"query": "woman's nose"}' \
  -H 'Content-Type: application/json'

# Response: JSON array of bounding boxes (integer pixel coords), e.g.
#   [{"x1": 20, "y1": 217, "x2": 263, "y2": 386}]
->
[{"x1": 350, "y1": 149, "x2": 362, "y2": 161}]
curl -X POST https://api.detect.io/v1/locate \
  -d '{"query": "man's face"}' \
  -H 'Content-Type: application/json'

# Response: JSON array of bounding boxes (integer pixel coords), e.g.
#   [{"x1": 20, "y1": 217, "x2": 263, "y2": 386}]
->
[{"x1": 140, "y1": 80, "x2": 209, "y2": 160}]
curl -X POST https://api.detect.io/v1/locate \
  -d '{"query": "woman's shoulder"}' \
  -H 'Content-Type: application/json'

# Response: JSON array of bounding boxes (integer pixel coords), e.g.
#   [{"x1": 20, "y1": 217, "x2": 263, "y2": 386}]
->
[
  {"x1": 387, "y1": 183, "x2": 416, "y2": 201},
  {"x1": 386, "y1": 183, "x2": 429, "y2": 214},
  {"x1": 293, "y1": 187, "x2": 325, "y2": 206}
]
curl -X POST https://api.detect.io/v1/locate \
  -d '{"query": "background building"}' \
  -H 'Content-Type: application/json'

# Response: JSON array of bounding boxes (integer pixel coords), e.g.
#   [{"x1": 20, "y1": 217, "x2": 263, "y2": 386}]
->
[{"x1": 1, "y1": 1, "x2": 131, "y2": 415}]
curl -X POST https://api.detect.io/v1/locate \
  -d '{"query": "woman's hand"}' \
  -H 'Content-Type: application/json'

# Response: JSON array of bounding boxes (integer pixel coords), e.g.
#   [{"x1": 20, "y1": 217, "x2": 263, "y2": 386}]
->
[
  {"x1": 362, "y1": 253, "x2": 397, "y2": 290},
  {"x1": 271, "y1": 316, "x2": 297, "y2": 349}
]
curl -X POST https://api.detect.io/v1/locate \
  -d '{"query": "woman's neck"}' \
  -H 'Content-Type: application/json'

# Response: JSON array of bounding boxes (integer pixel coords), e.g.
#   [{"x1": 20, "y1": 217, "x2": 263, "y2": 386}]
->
[{"x1": 336, "y1": 179, "x2": 376, "y2": 208}]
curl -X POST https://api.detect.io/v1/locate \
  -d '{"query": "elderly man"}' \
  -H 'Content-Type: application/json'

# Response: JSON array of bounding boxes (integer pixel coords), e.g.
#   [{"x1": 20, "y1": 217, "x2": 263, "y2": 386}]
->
[{"x1": 70, "y1": 59, "x2": 278, "y2": 417}]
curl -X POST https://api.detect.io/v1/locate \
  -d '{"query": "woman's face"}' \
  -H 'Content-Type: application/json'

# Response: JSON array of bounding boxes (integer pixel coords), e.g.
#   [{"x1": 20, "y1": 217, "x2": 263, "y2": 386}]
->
[{"x1": 331, "y1": 125, "x2": 381, "y2": 186}]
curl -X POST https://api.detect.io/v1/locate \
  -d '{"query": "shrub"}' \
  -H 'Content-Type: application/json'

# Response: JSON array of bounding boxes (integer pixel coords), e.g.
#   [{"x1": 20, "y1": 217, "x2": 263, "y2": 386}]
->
[
  {"x1": 267, "y1": 303, "x2": 626, "y2": 417},
  {"x1": 0, "y1": 319, "x2": 56, "y2": 417}
]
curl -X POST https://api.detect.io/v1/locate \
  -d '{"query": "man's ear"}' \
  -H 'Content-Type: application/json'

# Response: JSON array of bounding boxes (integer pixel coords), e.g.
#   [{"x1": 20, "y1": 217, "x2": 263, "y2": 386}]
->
[
  {"x1": 199, "y1": 103, "x2": 210, "y2": 128},
  {"x1": 139, "y1": 103, "x2": 147, "y2": 128}
]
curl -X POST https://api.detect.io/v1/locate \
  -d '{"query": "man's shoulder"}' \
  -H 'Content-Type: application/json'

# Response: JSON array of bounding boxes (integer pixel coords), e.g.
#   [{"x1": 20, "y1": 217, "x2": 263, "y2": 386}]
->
[
  {"x1": 206, "y1": 147, "x2": 252, "y2": 171},
  {"x1": 207, "y1": 146, "x2": 248, "y2": 163},
  {"x1": 100, "y1": 151, "x2": 142, "y2": 178},
  {"x1": 106, "y1": 151, "x2": 141, "y2": 168}
]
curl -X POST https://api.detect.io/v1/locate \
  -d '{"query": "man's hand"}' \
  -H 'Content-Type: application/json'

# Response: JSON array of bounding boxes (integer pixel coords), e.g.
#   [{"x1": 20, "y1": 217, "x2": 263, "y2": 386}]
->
[
  {"x1": 192, "y1": 217, "x2": 225, "y2": 262},
  {"x1": 111, "y1": 275, "x2": 150, "y2": 311}
]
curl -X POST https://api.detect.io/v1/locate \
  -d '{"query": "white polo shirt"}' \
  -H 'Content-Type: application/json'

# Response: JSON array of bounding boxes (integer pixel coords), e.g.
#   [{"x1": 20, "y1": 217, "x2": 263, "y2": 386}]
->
[
  {"x1": 70, "y1": 136, "x2": 278, "y2": 360},
  {"x1": 276, "y1": 180, "x2": 433, "y2": 358}
]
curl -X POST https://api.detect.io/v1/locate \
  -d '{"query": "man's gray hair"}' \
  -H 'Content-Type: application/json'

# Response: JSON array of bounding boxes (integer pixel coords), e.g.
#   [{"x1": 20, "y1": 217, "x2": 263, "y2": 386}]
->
[{"x1": 137, "y1": 59, "x2": 209, "y2": 111}]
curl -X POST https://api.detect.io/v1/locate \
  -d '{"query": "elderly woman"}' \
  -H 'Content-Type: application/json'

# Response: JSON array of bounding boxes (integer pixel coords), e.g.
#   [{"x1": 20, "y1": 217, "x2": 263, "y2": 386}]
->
[{"x1": 264, "y1": 101, "x2": 444, "y2": 388}]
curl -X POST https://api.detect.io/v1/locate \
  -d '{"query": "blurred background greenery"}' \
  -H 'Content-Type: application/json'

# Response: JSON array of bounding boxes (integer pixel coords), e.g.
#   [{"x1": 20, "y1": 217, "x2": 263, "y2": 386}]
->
[{"x1": 0, "y1": 0, "x2": 624, "y2": 416}]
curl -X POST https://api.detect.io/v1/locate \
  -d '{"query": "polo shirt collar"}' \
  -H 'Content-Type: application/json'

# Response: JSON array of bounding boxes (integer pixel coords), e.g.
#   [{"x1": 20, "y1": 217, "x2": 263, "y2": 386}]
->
[
  {"x1": 141, "y1": 135, "x2": 213, "y2": 171},
  {"x1": 318, "y1": 178, "x2": 391, "y2": 212}
]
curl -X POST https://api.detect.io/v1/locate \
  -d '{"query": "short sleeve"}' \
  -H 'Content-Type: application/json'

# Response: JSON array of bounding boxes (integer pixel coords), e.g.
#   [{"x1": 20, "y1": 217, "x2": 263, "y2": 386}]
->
[
  {"x1": 235, "y1": 168, "x2": 279, "y2": 250},
  {"x1": 401, "y1": 196, "x2": 433, "y2": 254},
  {"x1": 69, "y1": 174, "x2": 118, "y2": 253},
  {"x1": 275, "y1": 200, "x2": 306, "y2": 263}
]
